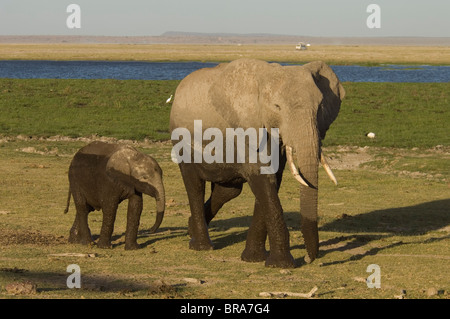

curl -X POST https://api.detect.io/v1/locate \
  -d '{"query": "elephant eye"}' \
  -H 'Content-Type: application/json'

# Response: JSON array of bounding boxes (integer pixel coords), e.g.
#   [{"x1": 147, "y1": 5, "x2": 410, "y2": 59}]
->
[{"x1": 274, "y1": 104, "x2": 281, "y2": 110}]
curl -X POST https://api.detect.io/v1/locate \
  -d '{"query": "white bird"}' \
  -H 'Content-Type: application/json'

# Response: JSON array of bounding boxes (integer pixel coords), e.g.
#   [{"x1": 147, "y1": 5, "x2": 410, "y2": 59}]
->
[
  {"x1": 366, "y1": 132, "x2": 376, "y2": 139},
  {"x1": 166, "y1": 95, "x2": 173, "y2": 104}
]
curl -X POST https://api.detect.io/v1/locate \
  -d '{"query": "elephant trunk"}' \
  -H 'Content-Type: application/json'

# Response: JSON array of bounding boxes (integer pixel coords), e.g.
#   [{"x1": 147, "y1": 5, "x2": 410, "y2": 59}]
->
[
  {"x1": 289, "y1": 117, "x2": 320, "y2": 263},
  {"x1": 149, "y1": 185, "x2": 165, "y2": 233},
  {"x1": 299, "y1": 176, "x2": 319, "y2": 264}
]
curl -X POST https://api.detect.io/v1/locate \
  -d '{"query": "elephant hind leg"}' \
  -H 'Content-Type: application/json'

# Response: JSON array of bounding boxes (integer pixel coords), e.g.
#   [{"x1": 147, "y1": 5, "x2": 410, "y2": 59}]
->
[
  {"x1": 204, "y1": 182, "x2": 243, "y2": 225},
  {"x1": 69, "y1": 192, "x2": 94, "y2": 245}
]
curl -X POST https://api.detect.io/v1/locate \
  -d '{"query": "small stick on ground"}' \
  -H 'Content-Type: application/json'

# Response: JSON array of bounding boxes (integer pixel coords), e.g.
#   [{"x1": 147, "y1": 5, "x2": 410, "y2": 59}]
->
[
  {"x1": 259, "y1": 286, "x2": 318, "y2": 298},
  {"x1": 48, "y1": 253, "x2": 97, "y2": 258}
]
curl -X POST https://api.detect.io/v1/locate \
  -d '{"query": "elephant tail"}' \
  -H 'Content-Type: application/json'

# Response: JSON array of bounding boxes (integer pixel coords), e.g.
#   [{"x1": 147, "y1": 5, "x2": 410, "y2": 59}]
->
[
  {"x1": 148, "y1": 211, "x2": 164, "y2": 233},
  {"x1": 63, "y1": 189, "x2": 71, "y2": 214}
]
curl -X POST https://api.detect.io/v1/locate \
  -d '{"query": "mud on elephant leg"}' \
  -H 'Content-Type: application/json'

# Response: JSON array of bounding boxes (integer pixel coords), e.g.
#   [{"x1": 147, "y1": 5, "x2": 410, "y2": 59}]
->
[
  {"x1": 241, "y1": 199, "x2": 268, "y2": 262},
  {"x1": 180, "y1": 164, "x2": 213, "y2": 251},
  {"x1": 242, "y1": 154, "x2": 286, "y2": 264},
  {"x1": 204, "y1": 183, "x2": 243, "y2": 225},
  {"x1": 69, "y1": 194, "x2": 94, "y2": 245},
  {"x1": 124, "y1": 193, "x2": 143, "y2": 250},
  {"x1": 247, "y1": 175, "x2": 295, "y2": 268},
  {"x1": 97, "y1": 202, "x2": 119, "y2": 249}
]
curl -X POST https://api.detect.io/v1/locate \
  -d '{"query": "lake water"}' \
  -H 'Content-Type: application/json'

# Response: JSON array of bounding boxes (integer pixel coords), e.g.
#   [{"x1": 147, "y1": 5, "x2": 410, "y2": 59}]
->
[{"x1": 0, "y1": 60, "x2": 449, "y2": 82}]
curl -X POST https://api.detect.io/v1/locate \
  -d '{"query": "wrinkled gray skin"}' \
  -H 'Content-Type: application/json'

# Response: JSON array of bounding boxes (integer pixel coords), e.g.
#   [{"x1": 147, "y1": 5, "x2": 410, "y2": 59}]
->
[
  {"x1": 170, "y1": 58, "x2": 344, "y2": 268},
  {"x1": 65, "y1": 141, "x2": 165, "y2": 250}
]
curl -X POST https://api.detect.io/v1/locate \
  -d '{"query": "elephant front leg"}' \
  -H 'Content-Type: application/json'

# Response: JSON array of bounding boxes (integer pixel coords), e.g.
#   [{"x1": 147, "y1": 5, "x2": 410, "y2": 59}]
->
[
  {"x1": 97, "y1": 202, "x2": 118, "y2": 249},
  {"x1": 180, "y1": 164, "x2": 213, "y2": 251},
  {"x1": 248, "y1": 175, "x2": 295, "y2": 268},
  {"x1": 124, "y1": 193, "x2": 143, "y2": 250},
  {"x1": 241, "y1": 199, "x2": 268, "y2": 262}
]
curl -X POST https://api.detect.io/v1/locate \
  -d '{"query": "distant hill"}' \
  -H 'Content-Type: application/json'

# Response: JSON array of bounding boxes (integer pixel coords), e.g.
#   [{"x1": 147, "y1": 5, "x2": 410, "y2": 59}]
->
[
  {"x1": 1, "y1": 32, "x2": 449, "y2": 46},
  {"x1": 160, "y1": 31, "x2": 450, "y2": 46},
  {"x1": 161, "y1": 31, "x2": 291, "y2": 38}
]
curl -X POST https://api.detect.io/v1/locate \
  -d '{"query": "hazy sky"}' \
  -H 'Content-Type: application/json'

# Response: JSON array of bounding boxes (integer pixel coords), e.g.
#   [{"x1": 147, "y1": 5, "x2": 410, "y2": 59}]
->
[{"x1": 0, "y1": 0, "x2": 449, "y2": 37}]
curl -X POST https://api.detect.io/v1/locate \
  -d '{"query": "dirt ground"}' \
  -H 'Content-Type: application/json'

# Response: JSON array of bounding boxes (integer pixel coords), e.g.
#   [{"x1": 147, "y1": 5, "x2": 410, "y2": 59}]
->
[
  {"x1": 0, "y1": 136, "x2": 448, "y2": 299},
  {"x1": 3, "y1": 134, "x2": 448, "y2": 182}
]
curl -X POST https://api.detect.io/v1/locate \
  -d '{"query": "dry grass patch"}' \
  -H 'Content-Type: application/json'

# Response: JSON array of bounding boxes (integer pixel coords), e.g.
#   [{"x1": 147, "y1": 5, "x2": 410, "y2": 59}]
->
[
  {"x1": 0, "y1": 138, "x2": 448, "y2": 299},
  {"x1": 1, "y1": 43, "x2": 449, "y2": 65}
]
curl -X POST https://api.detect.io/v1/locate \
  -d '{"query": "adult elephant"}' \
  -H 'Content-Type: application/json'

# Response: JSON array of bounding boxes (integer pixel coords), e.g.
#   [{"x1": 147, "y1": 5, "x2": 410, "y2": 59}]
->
[
  {"x1": 65, "y1": 141, "x2": 165, "y2": 250},
  {"x1": 170, "y1": 59, "x2": 345, "y2": 268}
]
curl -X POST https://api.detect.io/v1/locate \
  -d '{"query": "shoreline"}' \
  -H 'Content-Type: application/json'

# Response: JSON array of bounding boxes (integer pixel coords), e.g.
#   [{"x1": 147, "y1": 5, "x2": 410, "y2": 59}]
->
[{"x1": 1, "y1": 43, "x2": 449, "y2": 65}]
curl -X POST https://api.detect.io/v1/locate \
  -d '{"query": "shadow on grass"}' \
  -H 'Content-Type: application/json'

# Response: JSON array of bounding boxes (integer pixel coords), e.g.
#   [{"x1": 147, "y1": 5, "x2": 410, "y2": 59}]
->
[
  {"x1": 320, "y1": 199, "x2": 450, "y2": 235},
  {"x1": 208, "y1": 215, "x2": 252, "y2": 250},
  {"x1": 104, "y1": 226, "x2": 187, "y2": 249},
  {"x1": 316, "y1": 198, "x2": 450, "y2": 266},
  {"x1": 197, "y1": 199, "x2": 449, "y2": 267},
  {"x1": 0, "y1": 269, "x2": 186, "y2": 296}
]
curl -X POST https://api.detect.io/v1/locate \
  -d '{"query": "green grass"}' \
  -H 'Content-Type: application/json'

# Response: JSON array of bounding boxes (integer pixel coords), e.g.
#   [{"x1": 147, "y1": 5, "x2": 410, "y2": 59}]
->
[
  {"x1": 0, "y1": 79, "x2": 179, "y2": 141},
  {"x1": 360, "y1": 148, "x2": 450, "y2": 178},
  {"x1": 1, "y1": 80, "x2": 449, "y2": 148},
  {"x1": 325, "y1": 82, "x2": 449, "y2": 148},
  {"x1": 0, "y1": 79, "x2": 449, "y2": 299},
  {"x1": 0, "y1": 140, "x2": 448, "y2": 299}
]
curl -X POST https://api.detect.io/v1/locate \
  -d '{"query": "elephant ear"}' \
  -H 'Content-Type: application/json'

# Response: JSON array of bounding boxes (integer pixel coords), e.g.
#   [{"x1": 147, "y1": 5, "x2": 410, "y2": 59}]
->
[
  {"x1": 209, "y1": 59, "x2": 268, "y2": 128},
  {"x1": 302, "y1": 61, "x2": 345, "y2": 140},
  {"x1": 105, "y1": 146, "x2": 138, "y2": 192}
]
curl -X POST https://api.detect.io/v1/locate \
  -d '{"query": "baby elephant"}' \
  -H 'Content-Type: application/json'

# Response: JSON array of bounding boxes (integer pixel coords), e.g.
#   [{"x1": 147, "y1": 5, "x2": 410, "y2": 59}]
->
[{"x1": 64, "y1": 141, "x2": 165, "y2": 250}]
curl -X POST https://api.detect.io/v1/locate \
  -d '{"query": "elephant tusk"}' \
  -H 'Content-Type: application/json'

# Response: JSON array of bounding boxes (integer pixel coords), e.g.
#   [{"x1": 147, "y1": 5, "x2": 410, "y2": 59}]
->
[
  {"x1": 286, "y1": 146, "x2": 309, "y2": 187},
  {"x1": 320, "y1": 152, "x2": 338, "y2": 185}
]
